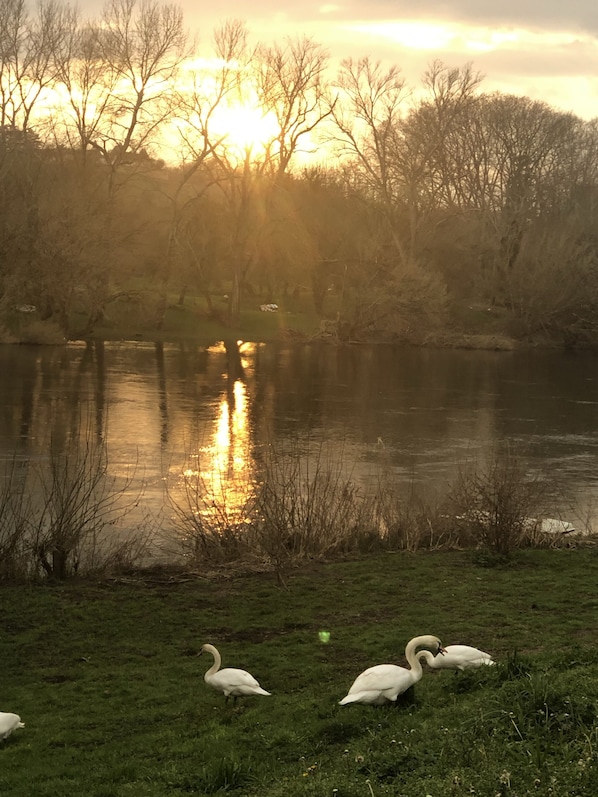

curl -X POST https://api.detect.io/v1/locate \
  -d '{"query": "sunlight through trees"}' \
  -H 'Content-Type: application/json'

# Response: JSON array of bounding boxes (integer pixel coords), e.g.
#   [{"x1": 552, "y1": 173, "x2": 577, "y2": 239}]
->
[{"x1": 2, "y1": 0, "x2": 598, "y2": 346}]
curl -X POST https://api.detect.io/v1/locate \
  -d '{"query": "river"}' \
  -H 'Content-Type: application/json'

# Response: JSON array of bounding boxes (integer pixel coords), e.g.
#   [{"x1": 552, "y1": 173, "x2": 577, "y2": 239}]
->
[{"x1": 1, "y1": 340, "x2": 597, "y2": 549}]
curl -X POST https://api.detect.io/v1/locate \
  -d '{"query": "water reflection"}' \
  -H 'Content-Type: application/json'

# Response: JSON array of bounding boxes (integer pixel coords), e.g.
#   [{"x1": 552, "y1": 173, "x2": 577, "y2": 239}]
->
[
  {"x1": 178, "y1": 377, "x2": 255, "y2": 527},
  {"x1": 1, "y1": 342, "x2": 598, "y2": 539},
  {"x1": 162, "y1": 341, "x2": 259, "y2": 531}
]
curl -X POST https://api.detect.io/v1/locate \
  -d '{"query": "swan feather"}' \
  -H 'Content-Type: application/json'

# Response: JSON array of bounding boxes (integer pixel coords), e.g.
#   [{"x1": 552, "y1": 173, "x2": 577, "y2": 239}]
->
[
  {"x1": 424, "y1": 644, "x2": 494, "y2": 671},
  {"x1": 339, "y1": 634, "x2": 443, "y2": 706},
  {"x1": 200, "y1": 643, "x2": 271, "y2": 699},
  {"x1": 0, "y1": 713, "x2": 24, "y2": 741}
]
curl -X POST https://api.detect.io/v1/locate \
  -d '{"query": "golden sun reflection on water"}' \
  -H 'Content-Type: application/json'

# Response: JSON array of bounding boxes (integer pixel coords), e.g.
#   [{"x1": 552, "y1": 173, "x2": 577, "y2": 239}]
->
[
  {"x1": 181, "y1": 377, "x2": 255, "y2": 528},
  {"x1": 213, "y1": 380, "x2": 250, "y2": 480}
]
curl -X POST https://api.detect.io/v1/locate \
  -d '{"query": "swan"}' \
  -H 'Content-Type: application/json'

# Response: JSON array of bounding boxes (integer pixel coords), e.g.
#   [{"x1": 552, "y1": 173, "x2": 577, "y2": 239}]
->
[
  {"x1": 338, "y1": 634, "x2": 444, "y2": 706},
  {"x1": 0, "y1": 712, "x2": 24, "y2": 741},
  {"x1": 420, "y1": 644, "x2": 494, "y2": 671},
  {"x1": 199, "y1": 643, "x2": 271, "y2": 702}
]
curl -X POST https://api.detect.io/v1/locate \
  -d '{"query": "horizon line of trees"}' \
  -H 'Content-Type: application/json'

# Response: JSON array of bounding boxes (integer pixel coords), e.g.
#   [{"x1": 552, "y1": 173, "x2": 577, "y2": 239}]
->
[{"x1": 2, "y1": 0, "x2": 598, "y2": 346}]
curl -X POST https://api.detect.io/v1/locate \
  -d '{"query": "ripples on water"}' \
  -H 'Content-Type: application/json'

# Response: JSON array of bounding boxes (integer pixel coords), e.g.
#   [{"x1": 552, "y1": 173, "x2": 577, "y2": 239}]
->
[{"x1": 1, "y1": 340, "x2": 597, "y2": 540}]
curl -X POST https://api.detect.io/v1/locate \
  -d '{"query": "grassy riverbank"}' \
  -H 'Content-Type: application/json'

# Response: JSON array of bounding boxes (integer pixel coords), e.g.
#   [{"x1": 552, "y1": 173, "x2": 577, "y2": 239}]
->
[
  {"x1": 83, "y1": 294, "x2": 521, "y2": 349},
  {"x1": 2, "y1": 549, "x2": 598, "y2": 796},
  {"x1": 8, "y1": 284, "x2": 527, "y2": 348},
  {"x1": 80, "y1": 290, "x2": 326, "y2": 345}
]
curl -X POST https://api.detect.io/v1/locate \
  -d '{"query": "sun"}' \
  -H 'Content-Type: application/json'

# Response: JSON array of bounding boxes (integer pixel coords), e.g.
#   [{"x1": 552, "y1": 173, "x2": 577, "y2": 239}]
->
[{"x1": 211, "y1": 102, "x2": 280, "y2": 156}]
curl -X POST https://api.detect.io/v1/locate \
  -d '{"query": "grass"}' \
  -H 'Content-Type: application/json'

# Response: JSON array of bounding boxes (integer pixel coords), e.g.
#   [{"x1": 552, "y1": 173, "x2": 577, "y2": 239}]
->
[
  {"x1": 2, "y1": 549, "x2": 598, "y2": 796},
  {"x1": 7, "y1": 281, "x2": 526, "y2": 348},
  {"x1": 74, "y1": 289, "x2": 326, "y2": 344}
]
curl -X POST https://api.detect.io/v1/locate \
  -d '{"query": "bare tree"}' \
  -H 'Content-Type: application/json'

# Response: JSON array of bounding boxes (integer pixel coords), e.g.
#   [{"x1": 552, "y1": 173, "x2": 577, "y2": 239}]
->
[
  {"x1": 255, "y1": 35, "x2": 333, "y2": 180},
  {"x1": 329, "y1": 57, "x2": 410, "y2": 264},
  {"x1": 51, "y1": 0, "x2": 189, "y2": 334},
  {"x1": 94, "y1": 0, "x2": 188, "y2": 176},
  {"x1": 400, "y1": 84, "x2": 598, "y2": 335},
  {"x1": 175, "y1": 19, "x2": 251, "y2": 166},
  {"x1": 152, "y1": 19, "x2": 253, "y2": 327},
  {"x1": 53, "y1": 16, "x2": 119, "y2": 161},
  {"x1": 385, "y1": 61, "x2": 483, "y2": 261},
  {"x1": 0, "y1": 0, "x2": 74, "y2": 135},
  {"x1": 173, "y1": 27, "x2": 334, "y2": 326}
]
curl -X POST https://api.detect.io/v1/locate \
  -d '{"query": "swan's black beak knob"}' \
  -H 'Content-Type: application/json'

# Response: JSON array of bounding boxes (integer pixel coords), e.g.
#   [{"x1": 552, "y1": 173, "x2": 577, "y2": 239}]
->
[{"x1": 438, "y1": 645, "x2": 447, "y2": 656}]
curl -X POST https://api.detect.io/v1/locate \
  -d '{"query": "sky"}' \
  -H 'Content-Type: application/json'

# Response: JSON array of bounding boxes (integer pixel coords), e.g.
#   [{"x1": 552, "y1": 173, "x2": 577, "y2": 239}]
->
[{"x1": 160, "y1": 0, "x2": 598, "y2": 121}]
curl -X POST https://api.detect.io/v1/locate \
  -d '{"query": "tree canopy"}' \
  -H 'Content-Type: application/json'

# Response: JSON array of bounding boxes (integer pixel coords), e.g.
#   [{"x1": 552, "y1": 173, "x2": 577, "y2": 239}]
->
[{"x1": 2, "y1": 0, "x2": 598, "y2": 346}]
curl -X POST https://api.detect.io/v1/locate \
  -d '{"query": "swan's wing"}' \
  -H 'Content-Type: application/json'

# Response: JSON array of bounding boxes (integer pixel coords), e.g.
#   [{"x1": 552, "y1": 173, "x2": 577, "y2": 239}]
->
[
  {"x1": 444, "y1": 645, "x2": 483, "y2": 657},
  {"x1": 0, "y1": 713, "x2": 23, "y2": 739},
  {"x1": 447, "y1": 645, "x2": 493, "y2": 660},
  {"x1": 440, "y1": 645, "x2": 494, "y2": 669},
  {"x1": 347, "y1": 664, "x2": 411, "y2": 695},
  {"x1": 340, "y1": 664, "x2": 417, "y2": 705},
  {"x1": 208, "y1": 667, "x2": 269, "y2": 695}
]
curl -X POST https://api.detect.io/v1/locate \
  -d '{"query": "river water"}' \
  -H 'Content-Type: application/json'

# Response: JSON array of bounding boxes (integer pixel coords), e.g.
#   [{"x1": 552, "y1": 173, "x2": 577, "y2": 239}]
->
[{"x1": 1, "y1": 340, "x2": 597, "y2": 543}]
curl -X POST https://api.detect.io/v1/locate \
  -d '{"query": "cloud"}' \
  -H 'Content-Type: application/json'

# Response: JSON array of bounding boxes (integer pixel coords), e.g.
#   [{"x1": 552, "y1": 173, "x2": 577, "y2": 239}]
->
[
  {"x1": 73, "y1": 0, "x2": 598, "y2": 120},
  {"x1": 333, "y1": 0, "x2": 598, "y2": 34}
]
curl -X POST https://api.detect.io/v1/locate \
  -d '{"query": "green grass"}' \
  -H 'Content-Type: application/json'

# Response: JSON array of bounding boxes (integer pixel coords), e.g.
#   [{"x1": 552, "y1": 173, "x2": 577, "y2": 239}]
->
[
  {"x1": 77, "y1": 289, "x2": 325, "y2": 344},
  {"x1": 2, "y1": 549, "x2": 598, "y2": 795}
]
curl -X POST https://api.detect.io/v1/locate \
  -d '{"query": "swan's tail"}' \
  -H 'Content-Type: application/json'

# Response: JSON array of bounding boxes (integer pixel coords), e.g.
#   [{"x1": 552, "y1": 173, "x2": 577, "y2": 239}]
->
[
  {"x1": 255, "y1": 688, "x2": 271, "y2": 696},
  {"x1": 460, "y1": 657, "x2": 495, "y2": 670},
  {"x1": 339, "y1": 693, "x2": 366, "y2": 705}
]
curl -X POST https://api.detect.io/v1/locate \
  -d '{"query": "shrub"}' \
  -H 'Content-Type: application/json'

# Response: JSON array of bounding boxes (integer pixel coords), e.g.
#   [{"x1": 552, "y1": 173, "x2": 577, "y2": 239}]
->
[
  {"x1": 251, "y1": 446, "x2": 379, "y2": 562},
  {"x1": 0, "y1": 439, "x2": 147, "y2": 581},
  {"x1": 374, "y1": 480, "x2": 456, "y2": 551},
  {"x1": 446, "y1": 447, "x2": 549, "y2": 556},
  {"x1": 0, "y1": 459, "x2": 32, "y2": 581},
  {"x1": 166, "y1": 460, "x2": 256, "y2": 567}
]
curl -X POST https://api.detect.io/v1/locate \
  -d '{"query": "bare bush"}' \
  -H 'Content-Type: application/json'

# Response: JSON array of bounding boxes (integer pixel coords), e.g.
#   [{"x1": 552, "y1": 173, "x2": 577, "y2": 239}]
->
[
  {"x1": 166, "y1": 443, "x2": 383, "y2": 577},
  {"x1": 375, "y1": 480, "x2": 456, "y2": 551},
  {"x1": 166, "y1": 464, "x2": 256, "y2": 567},
  {"x1": 0, "y1": 458, "x2": 34, "y2": 581},
  {"x1": 251, "y1": 448, "x2": 381, "y2": 567},
  {"x1": 166, "y1": 440, "x2": 579, "y2": 576},
  {"x1": 446, "y1": 448, "x2": 549, "y2": 556},
  {"x1": 0, "y1": 440, "x2": 147, "y2": 581},
  {"x1": 28, "y1": 440, "x2": 143, "y2": 578}
]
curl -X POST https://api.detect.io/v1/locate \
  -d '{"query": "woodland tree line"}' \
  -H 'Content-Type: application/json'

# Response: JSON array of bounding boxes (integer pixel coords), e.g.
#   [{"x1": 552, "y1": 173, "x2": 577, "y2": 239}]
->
[{"x1": 2, "y1": 0, "x2": 598, "y2": 345}]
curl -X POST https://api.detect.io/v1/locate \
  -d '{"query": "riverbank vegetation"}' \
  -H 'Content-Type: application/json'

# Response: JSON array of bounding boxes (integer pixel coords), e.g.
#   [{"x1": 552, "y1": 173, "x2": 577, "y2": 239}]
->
[
  {"x1": 2, "y1": 549, "x2": 598, "y2": 796},
  {"x1": 0, "y1": 434, "x2": 591, "y2": 584},
  {"x1": 2, "y1": 3, "x2": 598, "y2": 348}
]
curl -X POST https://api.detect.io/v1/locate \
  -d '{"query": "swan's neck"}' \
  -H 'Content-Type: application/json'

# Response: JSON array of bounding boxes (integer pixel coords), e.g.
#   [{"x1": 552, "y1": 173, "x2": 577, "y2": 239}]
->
[
  {"x1": 405, "y1": 638, "x2": 434, "y2": 677},
  {"x1": 417, "y1": 650, "x2": 437, "y2": 668},
  {"x1": 204, "y1": 646, "x2": 221, "y2": 678}
]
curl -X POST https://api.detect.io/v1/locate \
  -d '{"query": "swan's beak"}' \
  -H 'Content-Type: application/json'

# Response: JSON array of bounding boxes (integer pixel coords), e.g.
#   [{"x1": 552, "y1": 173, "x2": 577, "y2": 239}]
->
[{"x1": 438, "y1": 645, "x2": 447, "y2": 656}]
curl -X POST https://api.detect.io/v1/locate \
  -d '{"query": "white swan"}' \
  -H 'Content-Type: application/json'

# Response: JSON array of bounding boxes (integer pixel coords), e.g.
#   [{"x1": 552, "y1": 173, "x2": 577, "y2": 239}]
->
[
  {"x1": 199, "y1": 643, "x2": 271, "y2": 702},
  {"x1": 338, "y1": 634, "x2": 444, "y2": 706},
  {"x1": 0, "y1": 712, "x2": 24, "y2": 741},
  {"x1": 420, "y1": 644, "x2": 494, "y2": 671}
]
